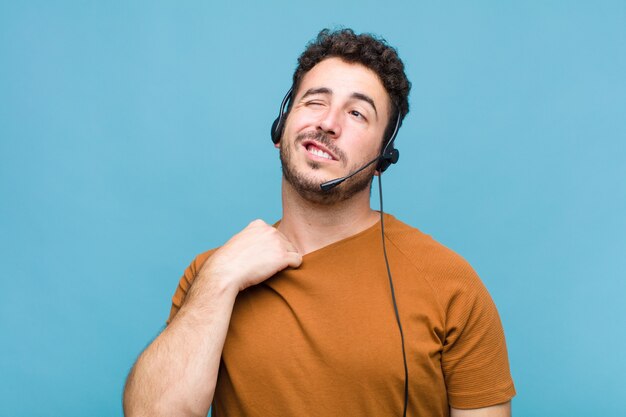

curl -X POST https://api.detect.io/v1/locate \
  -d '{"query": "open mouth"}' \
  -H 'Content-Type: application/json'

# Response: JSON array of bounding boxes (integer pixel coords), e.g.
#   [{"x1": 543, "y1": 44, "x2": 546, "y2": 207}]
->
[{"x1": 302, "y1": 141, "x2": 338, "y2": 161}]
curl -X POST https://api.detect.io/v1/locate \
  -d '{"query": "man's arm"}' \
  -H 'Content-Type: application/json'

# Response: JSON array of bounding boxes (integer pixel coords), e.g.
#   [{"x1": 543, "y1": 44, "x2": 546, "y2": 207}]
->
[
  {"x1": 123, "y1": 220, "x2": 302, "y2": 417},
  {"x1": 451, "y1": 401, "x2": 511, "y2": 417},
  {"x1": 123, "y1": 274, "x2": 238, "y2": 417}
]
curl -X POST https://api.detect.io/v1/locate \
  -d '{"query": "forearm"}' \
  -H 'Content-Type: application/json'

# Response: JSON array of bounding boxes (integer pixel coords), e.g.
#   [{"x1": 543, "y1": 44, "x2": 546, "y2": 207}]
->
[{"x1": 123, "y1": 276, "x2": 239, "y2": 417}]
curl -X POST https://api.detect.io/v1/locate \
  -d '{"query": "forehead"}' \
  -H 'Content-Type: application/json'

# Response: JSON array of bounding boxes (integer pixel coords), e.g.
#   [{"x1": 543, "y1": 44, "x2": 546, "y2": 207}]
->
[{"x1": 296, "y1": 57, "x2": 390, "y2": 112}]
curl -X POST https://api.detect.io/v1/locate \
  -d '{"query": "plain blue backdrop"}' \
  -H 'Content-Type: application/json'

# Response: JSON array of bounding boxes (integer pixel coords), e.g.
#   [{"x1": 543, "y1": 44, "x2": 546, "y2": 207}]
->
[{"x1": 1, "y1": 1, "x2": 624, "y2": 416}]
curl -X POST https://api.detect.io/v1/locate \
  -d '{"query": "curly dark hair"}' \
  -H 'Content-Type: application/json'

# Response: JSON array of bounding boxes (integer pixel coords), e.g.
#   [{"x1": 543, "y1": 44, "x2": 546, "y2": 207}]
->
[{"x1": 291, "y1": 28, "x2": 411, "y2": 139}]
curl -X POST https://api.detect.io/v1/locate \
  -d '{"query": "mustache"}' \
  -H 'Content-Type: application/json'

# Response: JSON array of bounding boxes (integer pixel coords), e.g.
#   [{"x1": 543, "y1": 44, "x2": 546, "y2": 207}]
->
[{"x1": 294, "y1": 131, "x2": 346, "y2": 161}]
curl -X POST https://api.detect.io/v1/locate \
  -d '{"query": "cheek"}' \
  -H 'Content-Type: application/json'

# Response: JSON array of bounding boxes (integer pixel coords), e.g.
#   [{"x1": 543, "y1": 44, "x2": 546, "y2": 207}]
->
[
  {"x1": 347, "y1": 133, "x2": 382, "y2": 158},
  {"x1": 287, "y1": 109, "x2": 322, "y2": 132}
]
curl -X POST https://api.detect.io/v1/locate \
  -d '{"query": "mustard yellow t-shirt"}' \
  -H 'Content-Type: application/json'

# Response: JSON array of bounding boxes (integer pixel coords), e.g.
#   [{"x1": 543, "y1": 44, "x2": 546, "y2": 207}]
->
[{"x1": 168, "y1": 214, "x2": 515, "y2": 416}]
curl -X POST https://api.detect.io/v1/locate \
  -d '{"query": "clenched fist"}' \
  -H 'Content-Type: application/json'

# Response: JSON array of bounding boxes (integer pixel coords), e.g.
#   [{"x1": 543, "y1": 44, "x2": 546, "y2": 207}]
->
[{"x1": 199, "y1": 219, "x2": 302, "y2": 292}]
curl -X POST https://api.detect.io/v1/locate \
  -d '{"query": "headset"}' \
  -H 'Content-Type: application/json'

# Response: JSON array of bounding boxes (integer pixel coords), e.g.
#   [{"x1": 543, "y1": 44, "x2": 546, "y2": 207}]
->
[
  {"x1": 270, "y1": 87, "x2": 410, "y2": 417},
  {"x1": 270, "y1": 87, "x2": 401, "y2": 175}
]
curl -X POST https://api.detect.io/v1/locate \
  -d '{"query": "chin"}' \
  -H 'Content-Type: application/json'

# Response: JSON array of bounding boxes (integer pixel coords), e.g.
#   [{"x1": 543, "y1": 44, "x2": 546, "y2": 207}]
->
[
  {"x1": 281, "y1": 161, "x2": 373, "y2": 206},
  {"x1": 280, "y1": 138, "x2": 372, "y2": 205}
]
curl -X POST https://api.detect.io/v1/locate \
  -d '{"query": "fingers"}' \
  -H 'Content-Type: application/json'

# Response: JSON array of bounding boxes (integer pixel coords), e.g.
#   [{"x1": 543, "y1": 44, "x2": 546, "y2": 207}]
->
[
  {"x1": 248, "y1": 219, "x2": 300, "y2": 254},
  {"x1": 222, "y1": 219, "x2": 303, "y2": 283},
  {"x1": 278, "y1": 233, "x2": 299, "y2": 254},
  {"x1": 285, "y1": 251, "x2": 303, "y2": 269},
  {"x1": 258, "y1": 221, "x2": 302, "y2": 270},
  {"x1": 275, "y1": 229, "x2": 303, "y2": 267}
]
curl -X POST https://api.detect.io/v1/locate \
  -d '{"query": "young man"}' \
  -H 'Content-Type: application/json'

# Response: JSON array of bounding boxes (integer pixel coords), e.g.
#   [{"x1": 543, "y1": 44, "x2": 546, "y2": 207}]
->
[{"x1": 124, "y1": 29, "x2": 515, "y2": 417}]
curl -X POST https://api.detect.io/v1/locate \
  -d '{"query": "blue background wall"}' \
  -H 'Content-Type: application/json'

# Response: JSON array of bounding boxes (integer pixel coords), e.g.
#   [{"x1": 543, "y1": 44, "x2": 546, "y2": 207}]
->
[{"x1": 1, "y1": 1, "x2": 624, "y2": 416}]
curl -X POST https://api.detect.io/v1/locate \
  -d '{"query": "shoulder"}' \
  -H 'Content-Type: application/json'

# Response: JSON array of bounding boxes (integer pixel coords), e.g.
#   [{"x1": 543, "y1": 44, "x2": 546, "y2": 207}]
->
[
  {"x1": 384, "y1": 214, "x2": 477, "y2": 279},
  {"x1": 173, "y1": 248, "x2": 220, "y2": 293},
  {"x1": 185, "y1": 248, "x2": 219, "y2": 280},
  {"x1": 166, "y1": 247, "x2": 220, "y2": 324},
  {"x1": 383, "y1": 214, "x2": 489, "y2": 304}
]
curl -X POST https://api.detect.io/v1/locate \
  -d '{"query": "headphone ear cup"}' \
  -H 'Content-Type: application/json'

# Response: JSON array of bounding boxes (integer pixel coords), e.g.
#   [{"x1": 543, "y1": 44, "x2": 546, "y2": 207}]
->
[
  {"x1": 377, "y1": 112, "x2": 402, "y2": 172},
  {"x1": 378, "y1": 147, "x2": 400, "y2": 172},
  {"x1": 271, "y1": 117, "x2": 281, "y2": 144},
  {"x1": 271, "y1": 88, "x2": 294, "y2": 145}
]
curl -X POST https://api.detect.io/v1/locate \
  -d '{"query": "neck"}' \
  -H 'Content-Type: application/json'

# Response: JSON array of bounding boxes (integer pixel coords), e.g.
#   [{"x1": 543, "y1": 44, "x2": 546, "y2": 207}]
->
[{"x1": 278, "y1": 178, "x2": 380, "y2": 255}]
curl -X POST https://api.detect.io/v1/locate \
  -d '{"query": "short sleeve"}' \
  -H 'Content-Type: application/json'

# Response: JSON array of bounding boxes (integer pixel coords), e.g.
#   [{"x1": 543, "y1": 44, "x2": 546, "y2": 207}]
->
[
  {"x1": 441, "y1": 263, "x2": 516, "y2": 409},
  {"x1": 166, "y1": 250, "x2": 216, "y2": 325}
]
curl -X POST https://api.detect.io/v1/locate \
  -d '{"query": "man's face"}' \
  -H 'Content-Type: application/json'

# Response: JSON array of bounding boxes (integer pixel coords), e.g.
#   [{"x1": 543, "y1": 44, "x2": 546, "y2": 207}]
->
[{"x1": 279, "y1": 57, "x2": 391, "y2": 205}]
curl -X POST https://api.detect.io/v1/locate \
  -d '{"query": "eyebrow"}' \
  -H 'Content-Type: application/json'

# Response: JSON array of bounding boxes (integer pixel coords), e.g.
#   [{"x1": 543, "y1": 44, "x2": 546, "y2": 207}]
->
[
  {"x1": 301, "y1": 87, "x2": 332, "y2": 100},
  {"x1": 351, "y1": 92, "x2": 378, "y2": 117},
  {"x1": 300, "y1": 88, "x2": 378, "y2": 118}
]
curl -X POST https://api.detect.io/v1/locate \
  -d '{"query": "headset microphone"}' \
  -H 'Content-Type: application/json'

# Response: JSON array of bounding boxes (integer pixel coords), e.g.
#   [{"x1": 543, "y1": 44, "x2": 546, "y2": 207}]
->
[{"x1": 319, "y1": 156, "x2": 381, "y2": 191}]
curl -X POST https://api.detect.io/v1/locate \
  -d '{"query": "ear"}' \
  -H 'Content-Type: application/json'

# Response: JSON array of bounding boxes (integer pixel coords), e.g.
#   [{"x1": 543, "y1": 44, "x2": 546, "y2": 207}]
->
[{"x1": 274, "y1": 142, "x2": 281, "y2": 149}]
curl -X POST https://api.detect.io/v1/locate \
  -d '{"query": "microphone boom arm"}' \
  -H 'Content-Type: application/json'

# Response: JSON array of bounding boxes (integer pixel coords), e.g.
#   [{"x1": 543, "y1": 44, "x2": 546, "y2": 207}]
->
[{"x1": 319, "y1": 155, "x2": 380, "y2": 192}]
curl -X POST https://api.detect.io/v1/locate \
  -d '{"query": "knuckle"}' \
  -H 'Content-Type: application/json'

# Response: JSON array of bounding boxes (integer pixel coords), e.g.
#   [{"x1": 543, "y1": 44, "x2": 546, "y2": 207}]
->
[{"x1": 249, "y1": 219, "x2": 265, "y2": 227}]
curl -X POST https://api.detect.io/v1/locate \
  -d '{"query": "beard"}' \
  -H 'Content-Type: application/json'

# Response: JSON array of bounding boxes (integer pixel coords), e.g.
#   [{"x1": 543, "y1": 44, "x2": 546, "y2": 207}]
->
[{"x1": 280, "y1": 130, "x2": 376, "y2": 205}]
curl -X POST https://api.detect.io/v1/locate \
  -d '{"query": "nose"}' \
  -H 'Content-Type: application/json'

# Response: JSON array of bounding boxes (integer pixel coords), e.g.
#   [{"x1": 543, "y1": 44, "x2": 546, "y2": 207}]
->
[{"x1": 318, "y1": 108, "x2": 342, "y2": 138}]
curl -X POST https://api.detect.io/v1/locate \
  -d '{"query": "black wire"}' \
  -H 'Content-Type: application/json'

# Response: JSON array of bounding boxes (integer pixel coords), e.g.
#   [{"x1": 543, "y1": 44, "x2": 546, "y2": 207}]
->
[{"x1": 378, "y1": 174, "x2": 409, "y2": 417}]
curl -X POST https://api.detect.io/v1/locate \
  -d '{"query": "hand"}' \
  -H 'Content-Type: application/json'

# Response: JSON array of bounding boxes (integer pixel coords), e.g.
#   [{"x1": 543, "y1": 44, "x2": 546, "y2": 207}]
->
[{"x1": 200, "y1": 219, "x2": 302, "y2": 292}]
